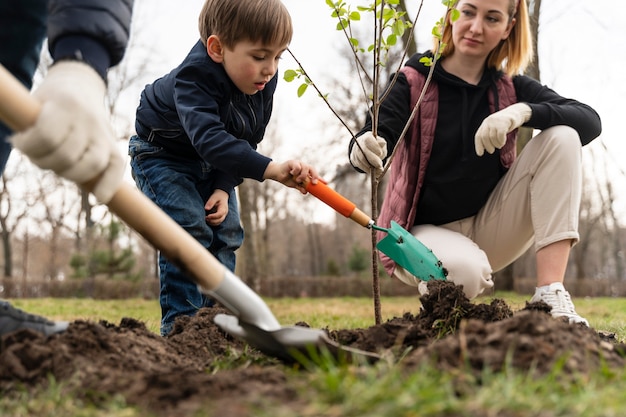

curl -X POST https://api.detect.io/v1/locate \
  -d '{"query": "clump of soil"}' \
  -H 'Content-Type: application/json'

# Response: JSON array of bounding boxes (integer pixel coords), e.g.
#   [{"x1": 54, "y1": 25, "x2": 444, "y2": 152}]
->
[{"x1": 1, "y1": 281, "x2": 625, "y2": 416}]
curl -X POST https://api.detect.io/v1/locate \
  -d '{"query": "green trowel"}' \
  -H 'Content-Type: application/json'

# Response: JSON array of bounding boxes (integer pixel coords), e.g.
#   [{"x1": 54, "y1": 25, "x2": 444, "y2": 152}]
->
[{"x1": 303, "y1": 180, "x2": 446, "y2": 281}]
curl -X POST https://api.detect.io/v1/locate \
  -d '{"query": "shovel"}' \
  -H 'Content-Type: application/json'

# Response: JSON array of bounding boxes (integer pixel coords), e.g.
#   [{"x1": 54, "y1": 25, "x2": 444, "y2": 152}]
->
[
  {"x1": 0, "y1": 64, "x2": 379, "y2": 364},
  {"x1": 303, "y1": 179, "x2": 446, "y2": 281}
]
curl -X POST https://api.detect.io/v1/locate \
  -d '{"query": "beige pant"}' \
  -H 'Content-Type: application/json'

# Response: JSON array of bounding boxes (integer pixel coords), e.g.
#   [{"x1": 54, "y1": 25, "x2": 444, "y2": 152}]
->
[{"x1": 395, "y1": 126, "x2": 583, "y2": 298}]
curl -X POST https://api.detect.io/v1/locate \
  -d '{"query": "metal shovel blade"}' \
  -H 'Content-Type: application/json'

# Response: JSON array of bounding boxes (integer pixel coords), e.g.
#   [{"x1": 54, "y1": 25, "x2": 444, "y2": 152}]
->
[
  {"x1": 375, "y1": 221, "x2": 446, "y2": 281},
  {"x1": 214, "y1": 314, "x2": 380, "y2": 364}
]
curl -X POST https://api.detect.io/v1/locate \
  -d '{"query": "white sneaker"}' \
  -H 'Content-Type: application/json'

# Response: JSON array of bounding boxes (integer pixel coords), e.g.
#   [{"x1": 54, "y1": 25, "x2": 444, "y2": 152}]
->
[{"x1": 530, "y1": 283, "x2": 589, "y2": 326}]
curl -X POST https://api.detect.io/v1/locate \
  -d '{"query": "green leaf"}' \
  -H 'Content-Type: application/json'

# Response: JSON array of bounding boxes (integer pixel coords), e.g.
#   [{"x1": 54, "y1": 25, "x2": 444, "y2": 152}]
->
[
  {"x1": 336, "y1": 18, "x2": 349, "y2": 30},
  {"x1": 392, "y1": 20, "x2": 405, "y2": 37},
  {"x1": 283, "y1": 69, "x2": 298, "y2": 82},
  {"x1": 297, "y1": 83, "x2": 308, "y2": 97},
  {"x1": 419, "y1": 57, "x2": 433, "y2": 67},
  {"x1": 349, "y1": 11, "x2": 360, "y2": 21},
  {"x1": 450, "y1": 8, "x2": 460, "y2": 22},
  {"x1": 382, "y1": 7, "x2": 394, "y2": 23},
  {"x1": 386, "y1": 33, "x2": 397, "y2": 46}
]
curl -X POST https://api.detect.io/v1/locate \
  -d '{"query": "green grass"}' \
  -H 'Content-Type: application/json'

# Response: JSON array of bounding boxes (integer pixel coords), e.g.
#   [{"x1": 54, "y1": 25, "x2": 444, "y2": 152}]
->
[
  {"x1": 4, "y1": 293, "x2": 626, "y2": 416},
  {"x1": 10, "y1": 292, "x2": 620, "y2": 336},
  {"x1": 10, "y1": 298, "x2": 162, "y2": 334}
]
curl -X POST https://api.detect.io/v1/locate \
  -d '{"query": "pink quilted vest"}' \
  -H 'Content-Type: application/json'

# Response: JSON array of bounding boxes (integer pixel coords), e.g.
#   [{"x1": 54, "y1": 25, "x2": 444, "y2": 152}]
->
[{"x1": 378, "y1": 65, "x2": 518, "y2": 276}]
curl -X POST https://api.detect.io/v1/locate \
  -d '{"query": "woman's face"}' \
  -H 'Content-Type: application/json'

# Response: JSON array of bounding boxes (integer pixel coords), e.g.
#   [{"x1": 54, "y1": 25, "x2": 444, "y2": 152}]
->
[{"x1": 450, "y1": 0, "x2": 515, "y2": 61}]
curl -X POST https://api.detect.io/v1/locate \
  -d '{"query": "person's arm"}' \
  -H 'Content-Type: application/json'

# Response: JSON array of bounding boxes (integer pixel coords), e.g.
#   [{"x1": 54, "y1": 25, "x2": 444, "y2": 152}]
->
[
  {"x1": 47, "y1": 0, "x2": 134, "y2": 78},
  {"x1": 9, "y1": 0, "x2": 135, "y2": 203},
  {"x1": 514, "y1": 75, "x2": 602, "y2": 145},
  {"x1": 213, "y1": 171, "x2": 242, "y2": 194}
]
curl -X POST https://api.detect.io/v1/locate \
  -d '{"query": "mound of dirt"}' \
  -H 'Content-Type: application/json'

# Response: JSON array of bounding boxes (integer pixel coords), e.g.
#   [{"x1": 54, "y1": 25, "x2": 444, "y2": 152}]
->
[{"x1": 1, "y1": 281, "x2": 625, "y2": 416}]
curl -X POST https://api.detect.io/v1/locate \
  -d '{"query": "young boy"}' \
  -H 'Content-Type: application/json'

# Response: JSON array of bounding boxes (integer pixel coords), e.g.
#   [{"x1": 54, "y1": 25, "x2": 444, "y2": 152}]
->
[{"x1": 129, "y1": 0, "x2": 319, "y2": 336}]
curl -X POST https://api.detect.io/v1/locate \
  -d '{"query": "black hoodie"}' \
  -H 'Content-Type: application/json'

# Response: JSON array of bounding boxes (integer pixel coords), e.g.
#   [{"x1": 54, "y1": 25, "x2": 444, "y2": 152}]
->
[{"x1": 357, "y1": 51, "x2": 601, "y2": 226}]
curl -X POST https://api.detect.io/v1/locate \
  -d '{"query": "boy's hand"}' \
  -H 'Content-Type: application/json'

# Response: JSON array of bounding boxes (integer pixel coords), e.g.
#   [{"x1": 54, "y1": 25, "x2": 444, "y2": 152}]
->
[
  {"x1": 263, "y1": 160, "x2": 321, "y2": 194},
  {"x1": 205, "y1": 189, "x2": 229, "y2": 226}
]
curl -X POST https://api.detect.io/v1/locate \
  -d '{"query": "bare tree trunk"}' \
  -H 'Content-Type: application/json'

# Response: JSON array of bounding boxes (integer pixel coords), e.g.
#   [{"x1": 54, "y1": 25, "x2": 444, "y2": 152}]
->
[
  {"x1": 238, "y1": 180, "x2": 261, "y2": 290},
  {"x1": 306, "y1": 223, "x2": 321, "y2": 276},
  {"x1": 21, "y1": 230, "x2": 28, "y2": 281},
  {"x1": 0, "y1": 218, "x2": 11, "y2": 278},
  {"x1": 0, "y1": 170, "x2": 29, "y2": 278},
  {"x1": 399, "y1": 0, "x2": 417, "y2": 58}
]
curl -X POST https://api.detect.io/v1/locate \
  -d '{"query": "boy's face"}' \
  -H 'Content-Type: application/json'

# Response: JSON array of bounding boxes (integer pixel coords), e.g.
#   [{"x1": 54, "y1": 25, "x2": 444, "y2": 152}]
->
[{"x1": 209, "y1": 37, "x2": 287, "y2": 95}]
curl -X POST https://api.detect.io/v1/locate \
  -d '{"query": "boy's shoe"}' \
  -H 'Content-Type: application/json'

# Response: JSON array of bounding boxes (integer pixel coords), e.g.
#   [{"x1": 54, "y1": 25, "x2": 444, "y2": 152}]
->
[
  {"x1": 530, "y1": 282, "x2": 589, "y2": 326},
  {"x1": 0, "y1": 302, "x2": 68, "y2": 337}
]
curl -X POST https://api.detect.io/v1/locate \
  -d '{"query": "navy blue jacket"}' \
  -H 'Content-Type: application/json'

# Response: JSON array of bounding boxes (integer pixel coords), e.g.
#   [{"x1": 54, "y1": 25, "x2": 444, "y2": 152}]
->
[
  {"x1": 135, "y1": 40, "x2": 275, "y2": 192},
  {"x1": 47, "y1": 0, "x2": 134, "y2": 79},
  {"x1": 0, "y1": 0, "x2": 133, "y2": 84}
]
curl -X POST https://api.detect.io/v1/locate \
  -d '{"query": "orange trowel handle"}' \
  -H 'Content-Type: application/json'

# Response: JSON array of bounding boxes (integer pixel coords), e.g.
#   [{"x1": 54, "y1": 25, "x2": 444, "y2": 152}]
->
[{"x1": 304, "y1": 180, "x2": 373, "y2": 228}]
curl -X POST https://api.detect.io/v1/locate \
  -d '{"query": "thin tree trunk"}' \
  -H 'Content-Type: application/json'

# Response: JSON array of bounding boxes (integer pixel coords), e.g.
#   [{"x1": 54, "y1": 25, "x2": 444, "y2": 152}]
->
[{"x1": 238, "y1": 180, "x2": 261, "y2": 291}]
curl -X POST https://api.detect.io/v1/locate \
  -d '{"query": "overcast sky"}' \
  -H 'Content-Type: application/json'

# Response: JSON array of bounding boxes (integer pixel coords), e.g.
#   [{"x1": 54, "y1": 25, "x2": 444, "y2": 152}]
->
[{"x1": 120, "y1": 0, "x2": 626, "y2": 223}]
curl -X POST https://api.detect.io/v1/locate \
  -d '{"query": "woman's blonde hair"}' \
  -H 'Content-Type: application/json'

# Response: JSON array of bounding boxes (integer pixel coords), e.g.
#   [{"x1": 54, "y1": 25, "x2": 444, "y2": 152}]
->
[
  {"x1": 434, "y1": 0, "x2": 533, "y2": 76},
  {"x1": 198, "y1": 0, "x2": 293, "y2": 48}
]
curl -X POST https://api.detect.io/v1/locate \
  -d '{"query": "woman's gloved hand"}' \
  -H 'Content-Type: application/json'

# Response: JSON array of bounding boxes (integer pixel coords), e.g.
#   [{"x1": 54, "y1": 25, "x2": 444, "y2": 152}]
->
[
  {"x1": 474, "y1": 102, "x2": 532, "y2": 156},
  {"x1": 349, "y1": 131, "x2": 388, "y2": 175}
]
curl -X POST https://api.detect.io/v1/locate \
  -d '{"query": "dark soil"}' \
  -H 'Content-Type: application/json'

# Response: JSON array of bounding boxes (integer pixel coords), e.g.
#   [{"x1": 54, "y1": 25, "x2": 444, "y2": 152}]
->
[{"x1": 1, "y1": 281, "x2": 625, "y2": 416}]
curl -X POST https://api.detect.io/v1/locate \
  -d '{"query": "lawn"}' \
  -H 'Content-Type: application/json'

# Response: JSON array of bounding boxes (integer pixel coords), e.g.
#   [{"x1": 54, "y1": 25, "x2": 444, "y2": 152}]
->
[
  {"x1": 3, "y1": 293, "x2": 626, "y2": 417},
  {"x1": 10, "y1": 292, "x2": 623, "y2": 338}
]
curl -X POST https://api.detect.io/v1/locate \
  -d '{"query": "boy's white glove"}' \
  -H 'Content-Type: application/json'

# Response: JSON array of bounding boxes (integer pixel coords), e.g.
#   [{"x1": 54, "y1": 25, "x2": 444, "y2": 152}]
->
[
  {"x1": 10, "y1": 61, "x2": 124, "y2": 203},
  {"x1": 349, "y1": 131, "x2": 387, "y2": 174},
  {"x1": 474, "y1": 103, "x2": 531, "y2": 156}
]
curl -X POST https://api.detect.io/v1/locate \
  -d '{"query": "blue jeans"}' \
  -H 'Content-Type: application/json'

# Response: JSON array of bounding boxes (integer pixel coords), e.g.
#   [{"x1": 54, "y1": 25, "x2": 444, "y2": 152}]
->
[{"x1": 128, "y1": 135, "x2": 244, "y2": 336}]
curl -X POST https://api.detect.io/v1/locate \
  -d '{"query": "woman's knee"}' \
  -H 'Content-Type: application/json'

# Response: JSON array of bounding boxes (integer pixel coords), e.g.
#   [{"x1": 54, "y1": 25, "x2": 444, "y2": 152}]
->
[{"x1": 535, "y1": 126, "x2": 582, "y2": 157}]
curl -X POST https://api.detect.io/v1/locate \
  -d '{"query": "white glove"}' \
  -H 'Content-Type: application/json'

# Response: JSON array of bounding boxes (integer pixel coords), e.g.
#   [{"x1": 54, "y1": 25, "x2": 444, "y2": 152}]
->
[
  {"x1": 10, "y1": 61, "x2": 124, "y2": 203},
  {"x1": 474, "y1": 103, "x2": 532, "y2": 156},
  {"x1": 349, "y1": 131, "x2": 387, "y2": 174},
  {"x1": 393, "y1": 224, "x2": 494, "y2": 299}
]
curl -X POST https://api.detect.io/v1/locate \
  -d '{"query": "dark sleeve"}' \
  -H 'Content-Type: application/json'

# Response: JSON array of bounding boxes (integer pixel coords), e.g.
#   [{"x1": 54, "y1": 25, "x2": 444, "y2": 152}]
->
[
  {"x1": 514, "y1": 75, "x2": 602, "y2": 146},
  {"x1": 175, "y1": 64, "x2": 272, "y2": 182},
  {"x1": 214, "y1": 171, "x2": 243, "y2": 193},
  {"x1": 47, "y1": 0, "x2": 134, "y2": 79},
  {"x1": 349, "y1": 72, "x2": 412, "y2": 171},
  {"x1": 0, "y1": 0, "x2": 48, "y2": 88}
]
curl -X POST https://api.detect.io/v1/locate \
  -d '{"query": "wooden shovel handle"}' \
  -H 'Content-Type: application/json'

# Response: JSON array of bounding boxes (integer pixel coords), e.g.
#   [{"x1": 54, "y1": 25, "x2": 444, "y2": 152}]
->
[
  {"x1": 0, "y1": 64, "x2": 225, "y2": 292},
  {"x1": 304, "y1": 179, "x2": 372, "y2": 228}
]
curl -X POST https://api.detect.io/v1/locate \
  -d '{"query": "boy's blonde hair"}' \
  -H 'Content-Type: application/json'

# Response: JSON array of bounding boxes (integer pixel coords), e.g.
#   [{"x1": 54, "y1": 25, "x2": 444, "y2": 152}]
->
[
  {"x1": 199, "y1": 0, "x2": 293, "y2": 48},
  {"x1": 434, "y1": 0, "x2": 533, "y2": 76}
]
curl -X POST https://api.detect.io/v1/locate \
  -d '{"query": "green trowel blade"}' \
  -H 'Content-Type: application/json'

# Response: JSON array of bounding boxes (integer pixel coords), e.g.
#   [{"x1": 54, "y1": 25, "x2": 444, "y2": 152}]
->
[{"x1": 375, "y1": 221, "x2": 446, "y2": 281}]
